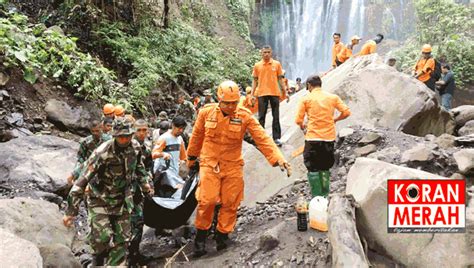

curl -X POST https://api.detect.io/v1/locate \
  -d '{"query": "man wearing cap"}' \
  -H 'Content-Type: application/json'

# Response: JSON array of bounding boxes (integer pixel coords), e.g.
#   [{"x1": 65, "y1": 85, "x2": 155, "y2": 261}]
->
[
  {"x1": 152, "y1": 111, "x2": 170, "y2": 143},
  {"x1": 295, "y1": 75, "x2": 351, "y2": 198},
  {"x1": 336, "y1": 35, "x2": 362, "y2": 66},
  {"x1": 62, "y1": 118, "x2": 153, "y2": 266},
  {"x1": 413, "y1": 44, "x2": 436, "y2": 91}
]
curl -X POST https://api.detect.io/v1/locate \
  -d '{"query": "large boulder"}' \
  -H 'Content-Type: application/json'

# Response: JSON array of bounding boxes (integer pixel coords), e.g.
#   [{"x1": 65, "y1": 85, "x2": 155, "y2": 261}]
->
[
  {"x1": 322, "y1": 54, "x2": 454, "y2": 136},
  {"x1": 346, "y1": 158, "x2": 472, "y2": 267},
  {"x1": 0, "y1": 135, "x2": 78, "y2": 193},
  {"x1": 242, "y1": 90, "x2": 307, "y2": 206},
  {"x1": 451, "y1": 105, "x2": 474, "y2": 127},
  {"x1": 0, "y1": 198, "x2": 76, "y2": 264},
  {"x1": 459, "y1": 120, "x2": 474, "y2": 136},
  {"x1": 45, "y1": 99, "x2": 101, "y2": 135},
  {"x1": 453, "y1": 149, "x2": 474, "y2": 174},
  {"x1": 0, "y1": 228, "x2": 43, "y2": 267}
]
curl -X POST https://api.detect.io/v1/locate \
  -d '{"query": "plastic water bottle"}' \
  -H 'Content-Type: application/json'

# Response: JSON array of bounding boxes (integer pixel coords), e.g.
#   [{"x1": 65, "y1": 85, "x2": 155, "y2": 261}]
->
[
  {"x1": 295, "y1": 195, "x2": 308, "y2": 231},
  {"x1": 308, "y1": 196, "x2": 329, "y2": 232}
]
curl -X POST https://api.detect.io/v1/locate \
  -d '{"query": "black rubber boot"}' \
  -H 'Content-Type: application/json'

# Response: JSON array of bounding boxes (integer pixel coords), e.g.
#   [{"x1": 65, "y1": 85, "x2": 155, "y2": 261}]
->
[
  {"x1": 193, "y1": 229, "x2": 208, "y2": 258},
  {"x1": 215, "y1": 230, "x2": 230, "y2": 251}
]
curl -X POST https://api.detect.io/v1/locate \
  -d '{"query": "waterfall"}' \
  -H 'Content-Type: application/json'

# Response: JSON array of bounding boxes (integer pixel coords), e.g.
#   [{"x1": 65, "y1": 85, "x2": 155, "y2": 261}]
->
[{"x1": 258, "y1": 0, "x2": 360, "y2": 79}]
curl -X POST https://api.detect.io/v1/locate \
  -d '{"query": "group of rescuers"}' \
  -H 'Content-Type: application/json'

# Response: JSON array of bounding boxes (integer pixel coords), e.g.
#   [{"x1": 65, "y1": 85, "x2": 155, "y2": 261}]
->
[
  {"x1": 61, "y1": 33, "x2": 451, "y2": 265},
  {"x1": 332, "y1": 32, "x2": 456, "y2": 110}
]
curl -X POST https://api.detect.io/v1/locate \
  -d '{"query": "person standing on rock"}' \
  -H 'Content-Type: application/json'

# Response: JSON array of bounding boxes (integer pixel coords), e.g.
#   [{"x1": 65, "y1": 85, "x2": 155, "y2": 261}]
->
[
  {"x1": 295, "y1": 75, "x2": 351, "y2": 198},
  {"x1": 337, "y1": 35, "x2": 362, "y2": 65},
  {"x1": 129, "y1": 119, "x2": 153, "y2": 265},
  {"x1": 251, "y1": 45, "x2": 287, "y2": 147},
  {"x1": 332, "y1": 33, "x2": 345, "y2": 67},
  {"x1": 413, "y1": 44, "x2": 436, "y2": 91},
  {"x1": 62, "y1": 118, "x2": 153, "y2": 266},
  {"x1": 187, "y1": 80, "x2": 291, "y2": 257},
  {"x1": 357, "y1": 33, "x2": 384, "y2": 56},
  {"x1": 67, "y1": 120, "x2": 111, "y2": 185},
  {"x1": 435, "y1": 63, "x2": 456, "y2": 110}
]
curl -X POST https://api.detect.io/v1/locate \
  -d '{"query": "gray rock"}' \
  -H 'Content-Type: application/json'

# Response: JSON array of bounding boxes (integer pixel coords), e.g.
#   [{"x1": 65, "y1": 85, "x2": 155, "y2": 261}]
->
[
  {"x1": 346, "y1": 158, "x2": 472, "y2": 267},
  {"x1": 367, "y1": 146, "x2": 400, "y2": 163},
  {"x1": 451, "y1": 105, "x2": 474, "y2": 126},
  {"x1": 435, "y1": 133, "x2": 456, "y2": 149},
  {"x1": 358, "y1": 132, "x2": 381, "y2": 145},
  {"x1": 354, "y1": 144, "x2": 377, "y2": 157},
  {"x1": 0, "y1": 135, "x2": 77, "y2": 193},
  {"x1": 6, "y1": 112, "x2": 24, "y2": 126},
  {"x1": 259, "y1": 221, "x2": 286, "y2": 251},
  {"x1": 0, "y1": 72, "x2": 9, "y2": 86},
  {"x1": 401, "y1": 143, "x2": 434, "y2": 163},
  {"x1": 455, "y1": 134, "x2": 474, "y2": 147},
  {"x1": 458, "y1": 120, "x2": 474, "y2": 136},
  {"x1": 0, "y1": 228, "x2": 43, "y2": 267},
  {"x1": 0, "y1": 198, "x2": 76, "y2": 264},
  {"x1": 45, "y1": 25, "x2": 65, "y2": 35},
  {"x1": 45, "y1": 99, "x2": 100, "y2": 134},
  {"x1": 424, "y1": 134, "x2": 437, "y2": 142},
  {"x1": 453, "y1": 149, "x2": 474, "y2": 174},
  {"x1": 338, "y1": 127, "x2": 354, "y2": 138},
  {"x1": 322, "y1": 54, "x2": 455, "y2": 136},
  {"x1": 40, "y1": 243, "x2": 81, "y2": 268}
]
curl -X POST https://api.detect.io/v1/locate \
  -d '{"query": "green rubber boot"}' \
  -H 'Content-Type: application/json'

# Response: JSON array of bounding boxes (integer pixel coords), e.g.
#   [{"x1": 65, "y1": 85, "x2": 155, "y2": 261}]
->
[
  {"x1": 320, "y1": 170, "x2": 330, "y2": 197},
  {"x1": 307, "y1": 172, "x2": 323, "y2": 197}
]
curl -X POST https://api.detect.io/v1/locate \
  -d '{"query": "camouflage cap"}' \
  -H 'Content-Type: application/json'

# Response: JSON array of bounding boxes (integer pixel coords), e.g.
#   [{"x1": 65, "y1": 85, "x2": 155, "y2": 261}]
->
[
  {"x1": 112, "y1": 117, "x2": 134, "y2": 136},
  {"x1": 203, "y1": 89, "x2": 212, "y2": 96}
]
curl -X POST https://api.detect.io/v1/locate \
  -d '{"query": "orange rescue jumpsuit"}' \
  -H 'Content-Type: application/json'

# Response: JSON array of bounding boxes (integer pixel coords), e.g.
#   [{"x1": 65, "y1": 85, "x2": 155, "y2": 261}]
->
[
  {"x1": 414, "y1": 58, "x2": 435, "y2": 82},
  {"x1": 332, "y1": 42, "x2": 345, "y2": 67},
  {"x1": 187, "y1": 104, "x2": 284, "y2": 233}
]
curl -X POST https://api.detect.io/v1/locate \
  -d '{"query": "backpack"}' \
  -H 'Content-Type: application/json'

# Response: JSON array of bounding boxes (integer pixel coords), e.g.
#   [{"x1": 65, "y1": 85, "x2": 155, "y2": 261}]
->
[{"x1": 431, "y1": 58, "x2": 441, "y2": 81}]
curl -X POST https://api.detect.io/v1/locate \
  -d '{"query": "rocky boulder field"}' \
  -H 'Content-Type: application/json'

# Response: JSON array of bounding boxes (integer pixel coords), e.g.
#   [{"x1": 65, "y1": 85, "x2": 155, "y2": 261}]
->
[{"x1": 0, "y1": 55, "x2": 472, "y2": 267}]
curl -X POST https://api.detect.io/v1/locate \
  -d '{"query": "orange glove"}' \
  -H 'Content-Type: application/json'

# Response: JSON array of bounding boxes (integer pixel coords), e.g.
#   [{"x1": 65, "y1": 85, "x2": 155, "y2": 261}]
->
[{"x1": 62, "y1": 215, "x2": 75, "y2": 227}]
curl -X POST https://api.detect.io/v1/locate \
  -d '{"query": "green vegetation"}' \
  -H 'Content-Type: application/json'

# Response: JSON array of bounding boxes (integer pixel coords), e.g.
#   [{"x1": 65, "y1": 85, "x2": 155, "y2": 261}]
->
[
  {"x1": 95, "y1": 19, "x2": 259, "y2": 112},
  {"x1": 394, "y1": 0, "x2": 473, "y2": 88},
  {"x1": 1, "y1": 0, "x2": 259, "y2": 113},
  {"x1": 0, "y1": 10, "x2": 119, "y2": 102},
  {"x1": 226, "y1": 0, "x2": 254, "y2": 41}
]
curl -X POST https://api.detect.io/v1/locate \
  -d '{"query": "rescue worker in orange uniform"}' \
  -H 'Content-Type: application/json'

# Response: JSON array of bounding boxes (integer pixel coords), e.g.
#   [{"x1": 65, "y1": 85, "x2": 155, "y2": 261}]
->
[
  {"x1": 187, "y1": 80, "x2": 291, "y2": 257},
  {"x1": 295, "y1": 75, "x2": 350, "y2": 198},
  {"x1": 413, "y1": 44, "x2": 436, "y2": 91},
  {"x1": 332, "y1": 33, "x2": 344, "y2": 68},
  {"x1": 102, "y1": 103, "x2": 115, "y2": 119},
  {"x1": 336, "y1": 35, "x2": 362, "y2": 65},
  {"x1": 357, "y1": 33, "x2": 384, "y2": 56},
  {"x1": 114, "y1": 105, "x2": 126, "y2": 118}
]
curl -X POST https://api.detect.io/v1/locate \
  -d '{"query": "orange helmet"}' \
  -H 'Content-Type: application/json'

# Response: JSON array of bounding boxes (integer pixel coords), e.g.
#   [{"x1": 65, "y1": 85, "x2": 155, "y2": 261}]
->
[
  {"x1": 217, "y1": 80, "x2": 240, "y2": 102},
  {"x1": 103, "y1": 103, "x2": 115, "y2": 116},
  {"x1": 421, "y1": 44, "x2": 432, "y2": 53},
  {"x1": 114, "y1": 105, "x2": 125, "y2": 117}
]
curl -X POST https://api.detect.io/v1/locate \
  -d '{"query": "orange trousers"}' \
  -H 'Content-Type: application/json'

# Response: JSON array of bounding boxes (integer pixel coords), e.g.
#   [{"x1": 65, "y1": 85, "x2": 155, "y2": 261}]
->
[{"x1": 195, "y1": 163, "x2": 244, "y2": 234}]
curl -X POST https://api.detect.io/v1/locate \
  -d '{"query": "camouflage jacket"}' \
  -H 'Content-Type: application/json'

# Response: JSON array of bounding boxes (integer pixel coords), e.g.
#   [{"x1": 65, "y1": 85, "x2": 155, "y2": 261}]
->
[
  {"x1": 135, "y1": 138, "x2": 153, "y2": 174},
  {"x1": 71, "y1": 133, "x2": 111, "y2": 181},
  {"x1": 176, "y1": 100, "x2": 196, "y2": 121},
  {"x1": 66, "y1": 139, "x2": 151, "y2": 216}
]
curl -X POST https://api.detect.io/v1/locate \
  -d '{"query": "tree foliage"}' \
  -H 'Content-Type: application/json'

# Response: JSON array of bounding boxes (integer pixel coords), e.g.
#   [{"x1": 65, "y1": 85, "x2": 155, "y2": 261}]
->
[
  {"x1": 0, "y1": 10, "x2": 122, "y2": 103},
  {"x1": 394, "y1": 0, "x2": 473, "y2": 88}
]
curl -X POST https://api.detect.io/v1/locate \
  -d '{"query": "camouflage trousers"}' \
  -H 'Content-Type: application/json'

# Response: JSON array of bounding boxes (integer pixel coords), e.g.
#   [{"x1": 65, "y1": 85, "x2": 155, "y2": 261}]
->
[
  {"x1": 129, "y1": 199, "x2": 144, "y2": 261},
  {"x1": 88, "y1": 208, "x2": 131, "y2": 266}
]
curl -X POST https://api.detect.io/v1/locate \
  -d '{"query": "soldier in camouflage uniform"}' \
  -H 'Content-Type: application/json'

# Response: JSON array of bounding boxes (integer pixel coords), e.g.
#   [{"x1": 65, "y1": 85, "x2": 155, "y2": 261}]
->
[
  {"x1": 63, "y1": 118, "x2": 153, "y2": 266},
  {"x1": 176, "y1": 94, "x2": 196, "y2": 122},
  {"x1": 129, "y1": 119, "x2": 153, "y2": 265},
  {"x1": 67, "y1": 120, "x2": 112, "y2": 185}
]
